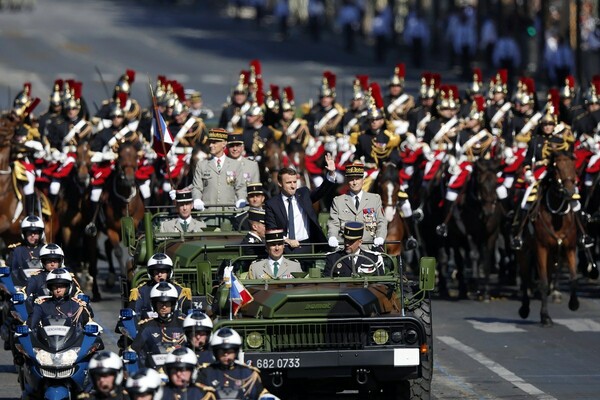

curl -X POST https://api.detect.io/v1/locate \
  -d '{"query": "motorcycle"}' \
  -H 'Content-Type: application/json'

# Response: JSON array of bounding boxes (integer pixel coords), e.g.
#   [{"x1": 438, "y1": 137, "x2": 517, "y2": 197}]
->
[
  {"x1": 14, "y1": 317, "x2": 104, "y2": 400},
  {"x1": 0, "y1": 264, "x2": 32, "y2": 352}
]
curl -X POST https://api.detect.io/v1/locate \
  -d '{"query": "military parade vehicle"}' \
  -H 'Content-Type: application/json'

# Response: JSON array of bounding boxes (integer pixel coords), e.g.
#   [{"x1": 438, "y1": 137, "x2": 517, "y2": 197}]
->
[{"x1": 122, "y1": 210, "x2": 435, "y2": 399}]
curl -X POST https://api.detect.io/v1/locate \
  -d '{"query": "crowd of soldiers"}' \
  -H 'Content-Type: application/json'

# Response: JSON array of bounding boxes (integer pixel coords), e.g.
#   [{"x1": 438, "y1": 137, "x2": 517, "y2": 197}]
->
[{"x1": 2, "y1": 59, "x2": 600, "y2": 254}]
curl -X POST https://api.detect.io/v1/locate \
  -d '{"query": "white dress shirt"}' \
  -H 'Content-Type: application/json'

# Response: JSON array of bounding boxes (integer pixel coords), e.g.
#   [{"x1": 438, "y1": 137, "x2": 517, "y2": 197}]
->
[{"x1": 283, "y1": 194, "x2": 310, "y2": 241}]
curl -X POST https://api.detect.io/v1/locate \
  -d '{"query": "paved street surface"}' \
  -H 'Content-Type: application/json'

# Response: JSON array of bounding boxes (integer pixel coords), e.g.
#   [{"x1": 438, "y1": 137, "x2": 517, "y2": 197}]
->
[{"x1": 1, "y1": 1, "x2": 600, "y2": 399}]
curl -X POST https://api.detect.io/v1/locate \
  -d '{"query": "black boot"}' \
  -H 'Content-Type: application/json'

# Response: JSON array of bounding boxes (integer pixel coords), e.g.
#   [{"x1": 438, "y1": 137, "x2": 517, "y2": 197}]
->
[
  {"x1": 403, "y1": 216, "x2": 418, "y2": 251},
  {"x1": 85, "y1": 202, "x2": 100, "y2": 237},
  {"x1": 500, "y1": 197, "x2": 514, "y2": 219},
  {"x1": 575, "y1": 211, "x2": 594, "y2": 249},
  {"x1": 24, "y1": 194, "x2": 38, "y2": 216},
  {"x1": 435, "y1": 200, "x2": 454, "y2": 237},
  {"x1": 510, "y1": 208, "x2": 527, "y2": 250}
]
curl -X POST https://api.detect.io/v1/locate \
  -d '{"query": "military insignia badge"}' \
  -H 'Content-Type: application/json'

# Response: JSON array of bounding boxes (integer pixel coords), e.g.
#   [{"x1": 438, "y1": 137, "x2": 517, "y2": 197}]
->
[
  {"x1": 226, "y1": 170, "x2": 237, "y2": 185},
  {"x1": 243, "y1": 172, "x2": 251, "y2": 183},
  {"x1": 152, "y1": 332, "x2": 160, "y2": 338},
  {"x1": 363, "y1": 208, "x2": 377, "y2": 236}
]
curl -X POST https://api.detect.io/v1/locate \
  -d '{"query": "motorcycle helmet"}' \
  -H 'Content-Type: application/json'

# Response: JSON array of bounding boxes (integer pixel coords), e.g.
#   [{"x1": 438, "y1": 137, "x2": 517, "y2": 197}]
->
[
  {"x1": 89, "y1": 351, "x2": 124, "y2": 387},
  {"x1": 165, "y1": 347, "x2": 198, "y2": 372},
  {"x1": 21, "y1": 215, "x2": 45, "y2": 241},
  {"x1": 45, "y1": 268, "x2": 73, "y2": 296},
  {"x1": 125, "y1": 368, "x2": 163, "y2": 400},
  {"x1": 210, "y1": 328, "x2": 242, "y2": 361},
  {"x1": 147, "y1": 253, "x2": 174, "y2": 281},
  {"x1": 183, "y1": 310, "x2": 213, "y2": 343},
  {"x1": 150, "y1": 282, "x2": 179, "y2": 322},
  {"x1": 39, "y1": 243, "x2": 65, "y2": 269}
]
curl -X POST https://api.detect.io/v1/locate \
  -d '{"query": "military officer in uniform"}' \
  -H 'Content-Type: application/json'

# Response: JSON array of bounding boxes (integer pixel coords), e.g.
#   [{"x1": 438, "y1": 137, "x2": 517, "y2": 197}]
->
[
  {"x1": 191, "y1": 128, "x2": 247, "y2": 211},
  {"x1": 227, "y1": 132, "x2": 260, "y2": 185},
  {"x1": 198, "y1": 328, "x2": 269, "y2": 400},
  {"x1": 271, "y1": 86, "x2": 311, "y2": 148},
  {"x1": 339, "y1": 75, "x2": 369, "y2": 136},
  {"x1": 327, "y1": 162, "x2": 387, "y2": 249},
  {"x1": 38, "y1": 79, "x2": 64, "y2": 139},
  {"x1": 183, "y1": 310, "x2": 214, "y2": 365},
  {"x1": 324, "y1": 222, "x2": 385, "y2": 277},
  {"x1": 385, "y1": 64, "x2": 415, "y2": 137},
  {"x1": 241, "y1": 90, "x2": 281, "y2": 159},
  {"x1": 240, "y1": 208, "x2": 267, "y2": 271},
  {"x1": 162, "y1": 347, "x2": 216, "y2": 400},
  {"x1": 306, "y1": 71, "x2": 345, "y2": 137},
  {"x1": 234, "y1": 183, "x2": 266, "y2": 231},
  {"x1": 8, "y1": 216, "x2": 45, "y2": 286},
  {"x1": 160, "y1": 189, "x2": 206, "y2": 233},
  {"x1": 219, "y1": 71, "x2": 251, "y2": 132},
  {"x1": 247, "y1": 229, "x2": 303, "y2": 279}
]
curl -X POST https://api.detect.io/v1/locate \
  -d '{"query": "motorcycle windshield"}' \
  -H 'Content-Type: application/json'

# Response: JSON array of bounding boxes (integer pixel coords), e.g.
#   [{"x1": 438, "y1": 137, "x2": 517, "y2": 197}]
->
[{"x1": 33, "y1": 317, "x2": 82, "y2": 352}]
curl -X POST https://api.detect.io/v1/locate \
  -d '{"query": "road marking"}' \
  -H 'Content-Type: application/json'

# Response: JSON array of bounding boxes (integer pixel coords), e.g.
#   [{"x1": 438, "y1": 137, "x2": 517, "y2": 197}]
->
[
  {"x1": 434, "y1": 361, "x2": 495, "y2": 400},
  {"x1": 468, "y1": 320, "x2": 527, "y2": 333},
  {"x1": 438, "y1": 336, "x2": 558, "y2": 400},
  {"x1": 554, "y1": 318, "x2": 600, "y2": 332}
]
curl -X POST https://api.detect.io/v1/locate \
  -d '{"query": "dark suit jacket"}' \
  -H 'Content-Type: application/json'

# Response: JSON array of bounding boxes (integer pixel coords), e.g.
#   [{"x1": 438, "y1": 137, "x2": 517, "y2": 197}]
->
[{"x1": 265, "y1": 176, "x2": 336, "y2": 245}]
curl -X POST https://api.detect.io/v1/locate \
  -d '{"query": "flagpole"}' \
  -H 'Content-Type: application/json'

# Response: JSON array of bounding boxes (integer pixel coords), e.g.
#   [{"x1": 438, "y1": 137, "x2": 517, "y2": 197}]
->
[
  {"x1": 148, "y1": 76, "x2": 176, "y2": 191},
  {"x1": 229, "y1": 262, "x2": 234, "y2": 320}
]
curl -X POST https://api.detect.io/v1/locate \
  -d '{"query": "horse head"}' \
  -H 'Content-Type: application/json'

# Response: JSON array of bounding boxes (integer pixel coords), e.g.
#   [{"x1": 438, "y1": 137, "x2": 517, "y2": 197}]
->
[
  {"x1": 75, "y1": 141, "x2": 92, "y2": 188},
  {"x1": 116, "y1": 142, "x2": 138, "y2": 189},
  {"x1": 549, "y1": 151, "x2": 578, "y2": 202},
  {"x1": 377, "y1": 162, "x2": 401, "y2": 222},
  {"x1": 474, "y1": 158, "x2": 501, "y2": 217}
]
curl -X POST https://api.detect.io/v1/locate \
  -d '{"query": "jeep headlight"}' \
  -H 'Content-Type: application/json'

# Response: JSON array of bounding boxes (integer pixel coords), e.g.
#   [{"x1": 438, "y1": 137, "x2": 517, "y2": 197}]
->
[
  {"x1": 372, "y1": 329, "x2": 389, "y2": 345},
  {"x1": 246, "y1": 332, "x2": 263, "y2": 349},
  {"x1": 35, "y1": 348, "x2": 80, "y2": 367}
]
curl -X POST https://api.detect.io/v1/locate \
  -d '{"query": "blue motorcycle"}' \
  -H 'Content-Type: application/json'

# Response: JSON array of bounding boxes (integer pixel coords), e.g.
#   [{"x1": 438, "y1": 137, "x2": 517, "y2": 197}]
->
[{"x1": 14, "y1": 318, "x2": 104, "y2": 400}]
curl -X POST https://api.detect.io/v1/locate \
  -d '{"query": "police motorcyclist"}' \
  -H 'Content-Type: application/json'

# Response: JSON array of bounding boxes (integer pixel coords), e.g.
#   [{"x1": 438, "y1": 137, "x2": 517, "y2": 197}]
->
[
  {"x1": 162, "y1": 347, "x2": 215, "y2": 400},
  {"x1": 28, "y1": 268, "x2": 92, "y2": 329},
  {"x1": 125, "y1": 368, "x2": 163, "y2": 400},
  {"x1": 128, "y1": 253, "x2": 191, "y2": 319},
  {"x1": 197, "y1": 328, "x2": 269, "y2": 400},
  {"x1": 8, "y1": 216, "x2": 45, "y2": 286},
  {"x1": 130, "y1": 282, "x2": 186, "y2": 368},
  {"x1": 79, "y1": 351, "x2": 128, "y2": 400},
  {"x1": 25, "y1": 243, "x2": 81, "y2": 298},
  {"x1": 183, "y1": 310, "x2": 214, "y2": 365}
]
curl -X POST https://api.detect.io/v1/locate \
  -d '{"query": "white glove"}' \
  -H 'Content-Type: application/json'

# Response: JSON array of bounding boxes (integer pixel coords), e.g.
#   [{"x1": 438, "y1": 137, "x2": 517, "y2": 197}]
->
[
  {"x1": 169, "y1": 190, "x2": 177, "y2": 201},
  {"x1": 51, "y1": 149, "x2": 62, "y2": 161},
  {"x1": 328, "y1": 236, "x2": 339, "y2": 248},
  {"x1": 235, "y1": 199, "x2": 248, "y2": 209},
  {"x1": 24, "y1": 140, "x2": 44, "y2": 152},
  {"x1": 193, "y1": 198, "x2": 205, "y2": 211},
  {"x1": 373, "y1": 237, "x2": 385, "y2": 246},
  {"x1": 103, "y1": 151, "x2": 117, "y2": 161}
]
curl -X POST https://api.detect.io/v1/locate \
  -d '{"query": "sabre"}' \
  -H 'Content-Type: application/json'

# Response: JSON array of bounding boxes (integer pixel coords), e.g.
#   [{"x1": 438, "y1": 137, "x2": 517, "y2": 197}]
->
[{"x1": 95, "y1": 66, "x2": 111, "y2": 100}]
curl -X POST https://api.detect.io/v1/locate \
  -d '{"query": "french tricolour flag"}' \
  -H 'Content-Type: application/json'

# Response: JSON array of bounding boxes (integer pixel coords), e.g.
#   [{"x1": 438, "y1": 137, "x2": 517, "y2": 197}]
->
[
  {"x1": 230, "y1": 272, "x2": 253, "y2": 315},
  {"x1": 152, "y1": 107, "x2": 174, "y2": 157}
]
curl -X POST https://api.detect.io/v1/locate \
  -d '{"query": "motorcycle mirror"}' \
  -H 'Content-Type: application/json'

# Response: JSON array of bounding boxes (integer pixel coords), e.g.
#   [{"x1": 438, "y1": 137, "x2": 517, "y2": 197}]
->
[
  {"x1": 119, "y1": 308, "x2": 135, "y2": 319},
  {"x1": 84, "y1": 323, "x2": 99, "y2": 335},
  {"x1": 12, "y1": 293, "x2": 26, "y2": 304},
  {"x1": 122, "y1": 350, "x2": 138, "y2": 362},
  {"x1": 15, "y1": 325, "x2": 29, "y2": 335},
  {"x1": 0, "y1": 267, "x2": 9, "y2": 277}
]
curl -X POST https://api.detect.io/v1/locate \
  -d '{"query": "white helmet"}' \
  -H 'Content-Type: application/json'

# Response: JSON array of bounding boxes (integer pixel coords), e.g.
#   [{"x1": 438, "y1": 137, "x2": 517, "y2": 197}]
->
[
  {"x1": 210, "y1": 328, "x2": 242, "y2": 352},
  {"x1": 45, "y1": 268, "x2": 73, "y2": 296},
  {"x1": 147, "y1": 253, "x2": 174, "y2": 280},
  {"x1": 20, "y1": 215, "x2": 45, "y2": 240},
  {"x1": 125, "y1": 368, "x2": 163, "y2": 400},
  {"x1": 150, "y1": 282, "x2": 179, "y2": 322},
  {"x1": 164, "y1": 347, "x2": 197, "y2": 371},
  {"x1": 183, "y1": 310, "x2": 213, "y2": 341},
  {"x1": 39, "y1": 244, "x2": 65, "y2": 266},
  {"x1": 89, "y1": 351, "x2": 124, "y2": 387}
]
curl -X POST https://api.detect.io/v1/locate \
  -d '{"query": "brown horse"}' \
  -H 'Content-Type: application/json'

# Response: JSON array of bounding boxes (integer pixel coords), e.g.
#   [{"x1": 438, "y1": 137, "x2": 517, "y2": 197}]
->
[
  {"x1": 86, "y1": 142, "x2": 144, "y2": 300},
  {"x1": 519, "y1": 151, "x2": 579, "y2": 326},
  {"x1": 0, "y1": 116, "x2": 57, "y2": 246},
  {"x1": 375, "y1": 162, "x2": 405, "y2": 256}
]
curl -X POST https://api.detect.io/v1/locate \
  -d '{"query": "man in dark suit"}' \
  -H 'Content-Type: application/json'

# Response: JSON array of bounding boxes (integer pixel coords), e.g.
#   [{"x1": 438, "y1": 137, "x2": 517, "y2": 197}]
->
[{"x1": 265, "y1": 153, "x2": 337, "y2": 254}]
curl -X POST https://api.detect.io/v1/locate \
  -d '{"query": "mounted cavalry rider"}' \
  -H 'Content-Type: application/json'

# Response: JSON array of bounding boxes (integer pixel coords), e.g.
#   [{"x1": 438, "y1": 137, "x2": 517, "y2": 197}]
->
[
  {"x1": 94, "y1": 69, "x2": 141, "y2": 130},
  {"x1": 339, "y1": 75, "x2": 369, "y2": 137},
  {"x1": 271, "y1": 86, "x2": 311, "y2": 149},
  {"x1": 37, "y1": 79, "x2": 64, "y2": 142},
  {"x1": 241, "y1": 80, "x2": 281, "y2": 159},
  {"x1": 219, "y1": 70, "x2": 251, "y2": 133},
  {"x1": 307, "y1": 71, "x2": 344, "y2": 137},
  {"x1": 45, "y1": 81, "x2": 92, "y2": 202},
  {"x1": 385, "y1": 63, "x2": 415, "y2": 137},
  {"x1": 572, "y1": 76, "x2": 600, "y2": 184}
]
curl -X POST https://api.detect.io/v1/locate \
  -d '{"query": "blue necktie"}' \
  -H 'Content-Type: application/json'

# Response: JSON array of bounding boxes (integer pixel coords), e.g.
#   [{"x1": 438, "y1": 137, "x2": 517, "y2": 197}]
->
[{"x1": 287, "y1": 197, "x2": 295, "y2": 240}]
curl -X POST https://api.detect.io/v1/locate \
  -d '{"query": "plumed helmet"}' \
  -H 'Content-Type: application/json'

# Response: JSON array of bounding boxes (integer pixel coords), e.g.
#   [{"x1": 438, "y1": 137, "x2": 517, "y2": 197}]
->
[
  {"x1": 21, "y1": 215, "x2": 45, "y2": 240},
  {"x1": 488, "y1": 69, "x2": 508, "y2": 95},
  {"x1": 419, "y1": 72, "x2": 440, "y2": 99},
  {"x1": 165, "y1": 347, "x2": 197, "y2": 371},
  {"x1": 281, "y1": 86, "x2": 295, "y2": 111},
  {"x1": 353, "y1": 75, "x2": 369, "y2": 100},
  {"x1": 560, "y1": 75, "x2": 576, "y2": 99},
  {"x1": 319, "y1": 71, "x2": 336, "y2": 98},
  {"x1": 63, "y1": 81, "x2": 83, "y2": 110},
  {"x1": 171, "y1": 82, "x2": 188, "y2": 117},
  {"x1": 437, "y1": 85, "x2": 460, "y2": 111},
  {"x1": 45, "y1": 268, "x2": 73, "y2": 293},
  {"x1": 517, "y1": 77, "x2": 536, "y2": 106},
  {"x1": 183, "y1": 310, "x2": 213, "y2": 334},
  {"x1": 50, "y1": 79, "x2": 63, "y2": 107},
  {"x1": 467, "y1": 95, "x2": 486, "y2": 122},
  {"x1": 40, "y1": 243, "x2": 65, "y2": 264},
  {"x1": 265, "y1": 84, "x2": 280, "y2": 114},
  {"x1": 366, "y1": 82, "x2": 385, "y2": 120},
  {"x1": 210, "y1": 327, "x2": 242, "y2": 352},
  {"x1": 389, "y1": 63, "x2": 405, "y2": 87},
  {"x1": 246, "y1": 79, "x2": 265, "y2": 117},
  {"x1": 125, "y1": 368, "x2": 163, "y2": 399},
  {"x1": 233, "y1": 70, "x2": 249, "y2": 95},
  {"x1": 109, "y1": 92, "x2": 128, "y2": 118},
  {"x1": 115, "y1": 69, "x2": 136, "y2": 95},
  {"x1": 13, "y1": 82, "x2": 32, "y2": 110},
  {"x1": 541, "y1": 88, "x2": 560, "y2": 126},
  {"x1": 147, "y1": 253, "x2": 174, "y2": 280},
  {"x1": 89, "y1": 351, "x2": 124, "y2": 386},
  {"x1": 585, "y1": 75, "x2": 600, "y2": 105},
  {"x1": 468, "y1": 68, "x2": 484, "y2": 95}
]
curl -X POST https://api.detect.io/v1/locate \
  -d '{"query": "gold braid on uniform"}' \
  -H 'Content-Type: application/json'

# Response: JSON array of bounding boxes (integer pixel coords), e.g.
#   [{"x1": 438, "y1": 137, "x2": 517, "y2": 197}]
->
[
  {"x1": 161, "y1": 325, "x2": 186, "y2": 348},
  {"x1": 370, "y1": 130, "x2": 399, "y2": 165},
  {"x1": 542, "y1": 139, "x2": 570, "y2": 159},
  {"x1": 251, "y1": 132, "x2": 265, "y2": 155},
  {"x1": 222, "y1": 370, "x2": 260, "y2": 395},
  {"x1": 125, "y1": 100, "x2": 141, "y2": 121},
  {"x1": 179, "y1": 119, "x2": 205, "y2": 147},
  {"x1": 465, "y1": 134, "x2": 494, "y2": 161}
]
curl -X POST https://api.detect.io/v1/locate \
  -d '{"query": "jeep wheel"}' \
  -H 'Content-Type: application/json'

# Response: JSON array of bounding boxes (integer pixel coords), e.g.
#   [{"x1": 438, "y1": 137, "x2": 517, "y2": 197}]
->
[{"x1": 408, "y1": 292, "x2": 433, "y2": 399}]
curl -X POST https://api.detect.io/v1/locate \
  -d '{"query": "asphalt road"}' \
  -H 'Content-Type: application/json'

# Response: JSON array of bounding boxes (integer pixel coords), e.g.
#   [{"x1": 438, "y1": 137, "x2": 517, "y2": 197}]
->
[{"x1": 2, "y1": 1, "x2": 600, "y2": 399}]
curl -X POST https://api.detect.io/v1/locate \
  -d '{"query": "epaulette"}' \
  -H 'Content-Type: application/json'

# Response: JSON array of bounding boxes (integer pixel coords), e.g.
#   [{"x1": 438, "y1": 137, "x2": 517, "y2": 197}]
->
[
  {"x1": 198, "y1": 362, "x2": 211, "y2": 369},
  {"x1": 349, "y1": 131, "x2": 360, "y2": 146},
  {"x1": 137, "y1": 317, "x2": 152, "y2": 325},
  {"x1": 249, "y1": 259, "x2": 262, "y2": 265},
  {"x1": 269, "y1": 126, "x2": 283, "y2": 141},
  {"x1": 30, "y1": 269, "x2": 42, "y2": 276},
  {"x1": 129, "y1": 287, "x2": 140, "y2": 302},
  {"x1": 385, "y1": 130, "x2": 401, "y2": 148},
  {"x1": 34, "y1": 297, "x2": 48, "y2": 305},
  {"x1": 334, "y1": 103, "x2": 345, "y2": 113},
  {"x1": 180, "y1": 287, "x2": 192, "y2": 300},
  {"x1": 77, "y1": 392, "x2": 90, "y2": 399},
  {"x1": 8, "y1": 242, "x2": 21, "y2": 249},
  {"x1": 195, "y1": 382, "x2": 215, "y2": 392},
  {"x1": 72, "y1": 297, "x2": 88, "y2": 307}
]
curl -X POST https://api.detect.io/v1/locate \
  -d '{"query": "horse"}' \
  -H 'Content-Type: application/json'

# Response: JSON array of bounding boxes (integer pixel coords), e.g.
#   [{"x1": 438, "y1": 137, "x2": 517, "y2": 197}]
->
[
  {"x1": 85, "y1": 142, "x2": 144, "y2": 301},
  {"x1": 373, "y1": 161, "x2": 405, "y2": 256},
  {"x1": 0, "y1": 116, "x2": 57, "y2": 246},
  {"x1": 462, "y1": 158, "x2": 503, "y2": 301},
  {"x1": 260, "y1": 139, "x2": 287, "y2": 198},
  {"x1": 518, "y1": 151, "x2": 579, "y2": 326}
]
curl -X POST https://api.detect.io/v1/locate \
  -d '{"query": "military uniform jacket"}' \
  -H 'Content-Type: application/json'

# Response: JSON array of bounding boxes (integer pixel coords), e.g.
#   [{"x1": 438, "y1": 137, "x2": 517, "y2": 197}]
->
[
  {"x1": 218, "y1": 101, "x2": 250, "y2": 131},
  {"x1": 339, "y1": 108, "x2": 368, "y2": 135},
  {"x1": 384, "y1": 93, "x2": 415, "y2": 121},
  {"x1": 247, "y1": 257, "x2": 303, "y2": 279},
  {"x1": 162, "y1": 383, "x2": 215, "y2": 400},
  {"x1": 423, "y1": 116, "x2": 460, "y2": 151},
  {"x1": 241, "y1": 232, "x2": 267, "y2": 259},
  {"x1": 572, "y1": 108, "x2": 600, "y2": 140},
  {"x1": 328, "y1": 192, "x2": 387, "y2": 242},
  {"x1": 8, "y1": 243, "x2": 42, "y2": 286},
  {"x1": 233, "y1": 157, "x2": 260, "y2": 186},
  {"x1": 354, "y1": 129, "x2": 402, "y2": 166},
  {"x1": 159, "y1": 217, "x2": 206, "y2": 233},
  {"x1": 129, "y1": 281, "x2": 191, "y2": 318},
  {"x1": 407, "y1": 105, "x2": 432, "y2": 137},
  {"x1": 130, "y1": 315, "x2": 186, "y2": 367},
  {"x1": 47, "y1": 117, "x2": 92, "y2": 151},
  {"x1": 307, "y1": 103, "x2": 345, "y2": 137},
  {"x1": 241, "y1": 125, "x2": 275, "y2": 157},
  {"x1": 191, "y1": 156, "x2": 247, "y2": 207},
  {"x1": 28, "y1": 296, "x2": 91, "y2": 329},
  {"x1": 324, "y1": 248, "x2": 384, "y2": 277},
  {"x1": 198, "y1": 361, "x2": 267, "y2": 400}
]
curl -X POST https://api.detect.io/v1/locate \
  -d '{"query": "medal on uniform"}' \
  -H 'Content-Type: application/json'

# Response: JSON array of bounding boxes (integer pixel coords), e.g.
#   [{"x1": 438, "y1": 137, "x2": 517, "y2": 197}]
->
[
  {"x1": 363, "y1": 208, "x2": 377, "y2": 236},
  {"x1": 226, "y1": 170, "x2": 236, "y2": 185}
]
